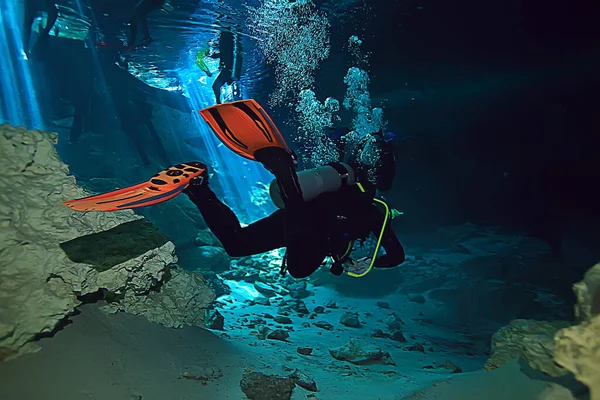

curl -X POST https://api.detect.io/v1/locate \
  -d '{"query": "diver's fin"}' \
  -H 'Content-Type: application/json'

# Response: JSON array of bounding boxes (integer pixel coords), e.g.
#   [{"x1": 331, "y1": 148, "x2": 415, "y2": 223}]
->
[
  {"x1": 199, "y1": 99, "x2": 292, "y2": 161},
  {"x1": 63, "y1": 162, "x2": 206, "y2": 212}
]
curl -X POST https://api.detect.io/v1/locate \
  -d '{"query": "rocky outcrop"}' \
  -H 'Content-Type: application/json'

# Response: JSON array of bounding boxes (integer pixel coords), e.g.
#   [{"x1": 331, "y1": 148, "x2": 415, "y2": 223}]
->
[
  {"x1": 554, "y1": 263, "x2": 600, "y2": 400},
  {"x1": 485, "y1": 319, "x2": 571, "y2": 377},
  {"x1": 483, "y1": 263, "x2": 600, "y2": 398},
  {"x1": 0, "y1": 125, "x2": 214, "y2": 361},
  {"x1": 571, "y1": 263, "x2": 600, "y2": 322}
]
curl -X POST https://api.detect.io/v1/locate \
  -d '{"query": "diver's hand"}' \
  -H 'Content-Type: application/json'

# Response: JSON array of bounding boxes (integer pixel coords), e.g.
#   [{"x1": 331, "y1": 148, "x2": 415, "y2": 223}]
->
[{"x1": 344, "y1": 257, "x2": 372, "y2": 274}]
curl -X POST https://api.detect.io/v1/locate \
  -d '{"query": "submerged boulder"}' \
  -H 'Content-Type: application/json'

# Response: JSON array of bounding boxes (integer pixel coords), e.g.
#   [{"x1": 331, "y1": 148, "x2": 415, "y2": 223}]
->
[
  {"x1": 0, "y1": 125, "x2": 214, "y2": 361},
  {"x1": 240, "y1": 372, "x2": 295, "y2": 400},
  {"x1": 485, "y1": 319, "x2": 571, "y2": 377}
]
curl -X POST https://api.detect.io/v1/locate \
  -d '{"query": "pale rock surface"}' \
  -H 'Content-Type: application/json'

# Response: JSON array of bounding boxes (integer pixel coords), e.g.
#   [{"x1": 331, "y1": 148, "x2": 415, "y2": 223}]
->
[
  {"x1": 0, "y1": 125, "x2": 213, "y2": 361},
  {"x1": 485, "y1": 319, "x2": 571, "y2": 377},
  {"x1": 554, "y1": 263, "x2": 600, "y2": 400}
]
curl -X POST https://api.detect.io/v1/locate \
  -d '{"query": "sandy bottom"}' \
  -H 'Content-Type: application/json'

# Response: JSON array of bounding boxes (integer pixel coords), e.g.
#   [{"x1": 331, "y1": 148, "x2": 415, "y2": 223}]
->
[{"x1": 0, "y1": 282, "x2": 555, "y2": 400}]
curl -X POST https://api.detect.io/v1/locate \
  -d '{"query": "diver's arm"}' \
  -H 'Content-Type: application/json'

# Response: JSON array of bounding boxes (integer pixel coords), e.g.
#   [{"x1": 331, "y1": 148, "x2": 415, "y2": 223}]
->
[{"x1": 368, "y1": 207, "x2": 405, "y2": 268}]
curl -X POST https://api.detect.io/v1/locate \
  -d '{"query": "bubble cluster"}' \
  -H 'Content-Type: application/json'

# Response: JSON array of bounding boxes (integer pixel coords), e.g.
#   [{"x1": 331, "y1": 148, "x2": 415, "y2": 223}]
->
[
  {"x1": 343, "y1": 66, "x2": 387, "y2": 136},
  {"x1": 295, "y1": 89, "x2": 341, "y2": 166},
  {"x1": 248, "y1": 0, "x2": 330, "y2": 106}
]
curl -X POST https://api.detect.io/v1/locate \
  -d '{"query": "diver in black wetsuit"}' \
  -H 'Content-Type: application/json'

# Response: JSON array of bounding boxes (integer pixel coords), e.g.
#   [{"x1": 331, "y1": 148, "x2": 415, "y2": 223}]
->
[
  {"x1": 62, "y1": 100, "x2": 405, "y2": 278},
  {"x1": 210, "y1": 27, "x2": 243, "y2": 104},
  {"x1": 127, "y1": 0, "x2": 167, "y2": 50},
  {"x1": 22, "y1": 0, "x2": 59, "y2": 56},
  {"x1": 184, "y1": 146, "x2": 405, "y2": 279}
]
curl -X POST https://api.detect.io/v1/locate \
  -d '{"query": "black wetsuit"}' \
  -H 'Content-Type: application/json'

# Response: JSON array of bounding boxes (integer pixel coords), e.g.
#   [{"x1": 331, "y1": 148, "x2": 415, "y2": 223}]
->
[
  {"x1": 185, "y1": 149, "x2": 405, "y2": 278},
  {"x1": 212, "y1": 29, "x2": 243, "y2": 104},
  {"x1": 128, "y1": 0, "x2": 165, "y2": 48},
  {"x1": 23, "y1": 0, "x2": 59, "y2": 54}
]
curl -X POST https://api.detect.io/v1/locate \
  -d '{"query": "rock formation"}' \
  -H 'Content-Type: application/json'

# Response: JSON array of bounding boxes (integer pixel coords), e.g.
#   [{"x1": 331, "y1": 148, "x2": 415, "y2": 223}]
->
[
  {"x1": 485, "y1": 319, "x2": 571, "y2": 377},
  {"x1": 0, "y1": 125, "x2": 214, "y2": 361},
  {"x1": 554, "y1": 263, "x2": 600, "y2": 400}
]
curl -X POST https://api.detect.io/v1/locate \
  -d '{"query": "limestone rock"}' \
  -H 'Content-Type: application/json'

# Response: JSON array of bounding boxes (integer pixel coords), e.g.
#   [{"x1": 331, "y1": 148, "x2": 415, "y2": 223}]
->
[
  {"x1": 533, "y1": 383, "x2": 577, "y2": 400},
  {"x1": 267, "y1": 329, "x2": 290, "y2": 341},
  {"x1": 340, "y1": 312, "x2": 361, "y2": 328},
  {"x1": 313, "y1": 321, "x2": 333, "y2": 331},
  {"x1": 554, "y1": 264, "x2": 600, "y2": 399},
  {"x1": 554, "y1": 318, "x2": 600, "y2": 398},
  {"x1": 0, "y1": 125, "x2": 214, "y2": 361},
  {"x1": 297, "y1": 347, "x2": 313, "y2": 356},
  {"x1": 290, "y1": 369, "x2": 318, "y2": 392},
  {"x1": 485, "y1": 319, "x2": 571, "y2": 377},
  {"x1": 103, "y1": 267, "x2": 215, "y2": 328},
  {"x1": 205, "y1": 309, "x2": 225, "y2": 330},
  {"x1": 329, "y1": 338, "x2": 396, "y2": 366},
  {"x1": 254, "y1": 282, "x2": 278, "y2": 298},
  {"x1": 240, "y1": 372, "x2": 295, "y2": 400},
  {"x1": 572, "y1": 263, "x2": 600, "y2": 322}
]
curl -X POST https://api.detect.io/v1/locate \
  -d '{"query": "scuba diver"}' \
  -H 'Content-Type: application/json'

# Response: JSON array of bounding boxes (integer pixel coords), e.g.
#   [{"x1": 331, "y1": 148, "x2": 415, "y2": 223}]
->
[
  {"x1": 126, "y1": 0, "x2": 171, "y2": 51},
  {"x1": 198, "y1": 27, "x2": 243, "y2": 104},
  {"x1": 22, "y1": 0, "x2": 59, "y2": 57},
  {"x1": 63, "y1": 100, "x2": 405, "y2": 278}
]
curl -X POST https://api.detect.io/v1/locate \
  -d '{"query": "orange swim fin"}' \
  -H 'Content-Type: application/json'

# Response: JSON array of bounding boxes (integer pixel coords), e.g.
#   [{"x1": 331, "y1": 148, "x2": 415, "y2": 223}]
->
[
  {"x1": 63, "y1": 162, "x2": 206, "y2": 212},
  {"x1": 199, "y1": 99, "x2": 293, "y2": 161}
]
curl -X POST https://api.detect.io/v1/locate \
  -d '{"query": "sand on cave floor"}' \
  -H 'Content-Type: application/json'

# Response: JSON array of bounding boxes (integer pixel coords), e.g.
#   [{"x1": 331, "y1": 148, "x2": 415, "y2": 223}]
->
[{"x1": 0, "y1": 280, "x2": 555, "y2": 400}]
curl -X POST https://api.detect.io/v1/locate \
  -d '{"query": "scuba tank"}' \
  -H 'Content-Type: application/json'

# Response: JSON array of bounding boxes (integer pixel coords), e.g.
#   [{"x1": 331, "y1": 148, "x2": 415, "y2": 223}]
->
[{"x1": 269, "y1": 162, "x2": 356, "y2": 208}]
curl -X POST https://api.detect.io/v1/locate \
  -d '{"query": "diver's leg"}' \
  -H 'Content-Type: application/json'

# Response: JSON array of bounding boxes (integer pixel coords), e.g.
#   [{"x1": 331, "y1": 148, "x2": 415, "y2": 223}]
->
[
  {"x1": 141, "y1": 17, "x2": 151, "y2": 41},
  {"x1": 212, "y1": 70, "x2": 228, "y2": 104},
  {"x1": 70, "y1": 95, "x2": 89, "y2": 143},
  {"x1": 135, "y1": 0, "x2": 165, "y2": 41},
  {"x1": 254, "y1": 146, "x2": 304, "y2": 211},
  {"x1": 285, "y1": 232, "x2": 329, "y2": 278},
  {"x1": 185, "y1": 183, "x2": 286, "y2": 256},
  {"x1": 128, "y1": 17, "x2": 138, "y2": 47},
  {"x1": 42, "y1": 3, "x2": 58, "y2": 35},
  {"x1": 23, "y1": 3, "x2": 36, "y2": 54}
]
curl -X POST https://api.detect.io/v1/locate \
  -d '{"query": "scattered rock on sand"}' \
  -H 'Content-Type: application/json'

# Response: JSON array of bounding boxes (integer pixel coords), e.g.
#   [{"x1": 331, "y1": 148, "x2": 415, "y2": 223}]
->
[
  {"x1": 437, "y1": 360, "x2": 462, "y2": 373},
  {"x1": 385, "y1": 313, "x2": 405, "y2": 331},
  {"x1": 340, "y1": 312, "x2": 361, "y2": 328},
  {"x1": 267, "y1": 329, "x2": 290, "y2": 341},
  {"x1": 290, "y1": 369, "x2": 318, "y2": 392},
  {"x1": 251, "y1": 296, "x2": 271, "y2": 306},
  {"x1": 408, "y1": 294, "x2": 426, "y2": 304},
  {"x1": 240, "y1": 372, "x2": 295, "y2": 400},
  {"x1": 314, "y1": 306, "x2": 325, "y2": 313},
  {"x1": 254, "y1": 282, "x2": 278, "y2": 298},
  {"x1": 206, "y1": 310, "x2": 225, "y2": 330},
  {"x1": 274, "y1": 316, "x2": 293, "y2": 324},
  {"x1": 288, "y1": 281, "x2": 312, "y2": 299},
  {"x1": 371, "y1": 329, "x2": 391, "y2": 339},
  {"x1": 325, "y1": 301, "x2": 338, "y2": 309},
  {"x1": 391, "y1": 331, "x2": 407, "y2": 343},
  {"x1": 377, "y1": 301, "x2": 390, "y2": 309},
  {"x1": 313, "y1": 321, "x2": 334, "y2": 331},
  {"x1": 405, "y1": 344, "x2": 425, "y2": 353},
  {"x1": 297, "y1": 347, "x2": 313, "y2": 356},
  {"x1": 329, "y1": 338, "x2": 396, "y2": 366}
]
